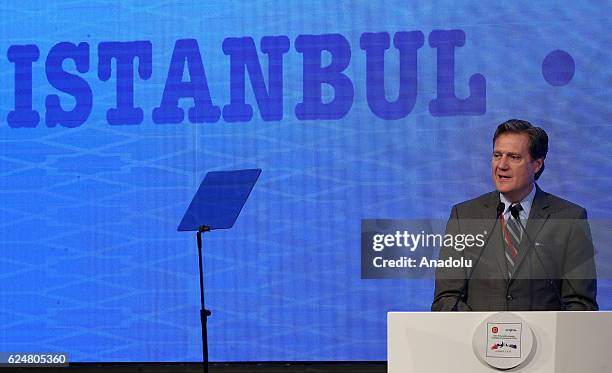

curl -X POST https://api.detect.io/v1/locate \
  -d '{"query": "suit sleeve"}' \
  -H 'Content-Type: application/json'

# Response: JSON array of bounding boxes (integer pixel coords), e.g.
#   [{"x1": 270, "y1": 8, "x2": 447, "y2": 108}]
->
[
  {"x1": 561, "y1": 208, "x2": 598, "y2": 311},
  {"x1": 431, "y1": 205, "x2": 472, "y2": 311}
]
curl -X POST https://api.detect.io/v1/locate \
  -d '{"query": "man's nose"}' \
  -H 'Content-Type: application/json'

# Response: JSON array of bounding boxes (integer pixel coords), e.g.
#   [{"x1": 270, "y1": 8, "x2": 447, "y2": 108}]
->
[{"x1": 498, "y1": 156, "x2": 510, "y2": 169}]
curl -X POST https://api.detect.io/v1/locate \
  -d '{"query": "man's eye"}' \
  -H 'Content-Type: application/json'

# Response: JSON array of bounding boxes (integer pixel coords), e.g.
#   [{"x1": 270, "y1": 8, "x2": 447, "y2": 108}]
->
[{"x1": 511, "y1": 155, "x2": 521, "y2": 160}]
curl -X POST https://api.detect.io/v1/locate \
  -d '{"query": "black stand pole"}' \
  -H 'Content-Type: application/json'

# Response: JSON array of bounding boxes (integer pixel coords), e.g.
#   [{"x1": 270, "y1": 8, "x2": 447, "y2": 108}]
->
[{"x1": 196, "y1": 225, "x2": 211, "y2": 373}]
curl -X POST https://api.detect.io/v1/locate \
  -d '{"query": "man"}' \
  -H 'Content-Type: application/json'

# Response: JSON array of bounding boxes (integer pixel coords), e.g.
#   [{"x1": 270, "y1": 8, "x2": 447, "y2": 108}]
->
[{"x1": 432, "y1": 119, "x2": 598, "y2": 311}]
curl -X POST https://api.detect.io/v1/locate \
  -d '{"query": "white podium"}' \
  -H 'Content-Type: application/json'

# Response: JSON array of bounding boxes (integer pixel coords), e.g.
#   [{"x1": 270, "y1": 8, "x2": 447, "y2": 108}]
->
[{"x1": 388, "y1": 311, "x2": 612, "y2": 373}]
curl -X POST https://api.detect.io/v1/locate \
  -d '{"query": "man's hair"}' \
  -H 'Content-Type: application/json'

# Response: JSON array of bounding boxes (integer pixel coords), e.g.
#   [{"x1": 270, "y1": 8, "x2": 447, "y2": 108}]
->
[{"x1": 493, "y1": 119, "x2": 548, "y2": 180}]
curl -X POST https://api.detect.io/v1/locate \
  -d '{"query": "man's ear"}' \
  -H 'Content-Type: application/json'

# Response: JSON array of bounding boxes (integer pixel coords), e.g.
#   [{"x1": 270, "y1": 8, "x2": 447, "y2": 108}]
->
[{"x1": 534, "y1": 158, "x2": 544, "y2": 173}]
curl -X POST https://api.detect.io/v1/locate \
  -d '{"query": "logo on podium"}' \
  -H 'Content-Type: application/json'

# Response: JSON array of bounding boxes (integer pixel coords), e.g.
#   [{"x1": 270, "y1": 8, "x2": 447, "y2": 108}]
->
[{"x1": 472, "y1": 313, "x2": 535, "y2": 370}]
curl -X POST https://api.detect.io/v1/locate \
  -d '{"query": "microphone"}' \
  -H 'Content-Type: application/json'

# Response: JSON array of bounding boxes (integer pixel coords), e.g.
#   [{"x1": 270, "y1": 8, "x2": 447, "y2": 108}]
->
[
  {"x1": 509, "y1": 205, "x2": 566, "y2": 311},
  {"x1": 451, "y1": 202, "x2": 505, "y2": 311}
]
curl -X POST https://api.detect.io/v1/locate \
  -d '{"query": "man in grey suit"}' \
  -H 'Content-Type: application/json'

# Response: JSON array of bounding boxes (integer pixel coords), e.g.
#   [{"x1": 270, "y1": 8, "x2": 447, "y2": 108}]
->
[{"x1": 432, "y1": 119, "x2": 598, "y2": 311}]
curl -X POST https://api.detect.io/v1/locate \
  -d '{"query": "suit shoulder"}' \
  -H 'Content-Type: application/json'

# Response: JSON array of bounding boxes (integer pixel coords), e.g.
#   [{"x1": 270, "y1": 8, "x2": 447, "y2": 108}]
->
[
  {"x1": 450, "y1": 191, "x2": 497, "y2": 218},
  {"x1": 453, "y1": 191, "x2": 496, "y2": 209},
  {"x1": 543, "y1": 192, "x2": 587, "y2": 217}
]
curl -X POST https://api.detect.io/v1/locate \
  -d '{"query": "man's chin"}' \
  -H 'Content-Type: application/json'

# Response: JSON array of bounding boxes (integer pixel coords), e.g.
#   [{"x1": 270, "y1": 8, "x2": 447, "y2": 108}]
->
[{"x1": 495, "y1": 184, "x2": 513, "y2": 194}]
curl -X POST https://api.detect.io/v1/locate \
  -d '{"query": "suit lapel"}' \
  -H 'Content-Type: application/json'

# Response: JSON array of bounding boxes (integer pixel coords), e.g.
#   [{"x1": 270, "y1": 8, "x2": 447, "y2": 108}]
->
[
  {"x1": 510, "y1": 185, "x2": 551, "y2": 281},
  {"x1": 480, "y1": 192, "x2": 509, "y2": 282}
]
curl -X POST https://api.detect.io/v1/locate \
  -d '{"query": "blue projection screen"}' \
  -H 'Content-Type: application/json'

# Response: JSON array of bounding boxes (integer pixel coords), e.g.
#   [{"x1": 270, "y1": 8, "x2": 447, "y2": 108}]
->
[{"x1": 0, "y1": 0, "x2": 610, "y2": 362}]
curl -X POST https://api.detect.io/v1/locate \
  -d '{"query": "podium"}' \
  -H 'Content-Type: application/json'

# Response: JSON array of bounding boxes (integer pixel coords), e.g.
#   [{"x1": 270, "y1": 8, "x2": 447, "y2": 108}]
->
[{"x1": 388, "y1": 311, "x2": 612, "y2": 372}]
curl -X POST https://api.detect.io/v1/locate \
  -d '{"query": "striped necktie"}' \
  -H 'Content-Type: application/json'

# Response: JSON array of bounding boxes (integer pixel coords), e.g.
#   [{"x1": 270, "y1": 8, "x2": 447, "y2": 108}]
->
[{"x1": 502, "y1": 203, "x2": 524, "y2": 276}]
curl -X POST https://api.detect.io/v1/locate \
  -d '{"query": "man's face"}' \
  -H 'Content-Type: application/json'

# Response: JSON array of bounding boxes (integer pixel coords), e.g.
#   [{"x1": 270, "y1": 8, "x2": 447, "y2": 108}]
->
[{"x1": 492, "y1": 133, "x2": 543, "y2": 202}]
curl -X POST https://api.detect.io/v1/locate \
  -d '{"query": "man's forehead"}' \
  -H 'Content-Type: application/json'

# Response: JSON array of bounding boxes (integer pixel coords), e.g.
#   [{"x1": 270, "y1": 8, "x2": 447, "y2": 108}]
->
[{"x1": 493, "y1": 133, "x2": 530, "y2": 151}]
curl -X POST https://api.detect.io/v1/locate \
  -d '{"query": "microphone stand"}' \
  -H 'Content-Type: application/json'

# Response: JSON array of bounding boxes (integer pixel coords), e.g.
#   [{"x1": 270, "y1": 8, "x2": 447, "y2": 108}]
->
[
  {"x1": 509, "y1": 206, "x2": 566, "y2": 311},
  {"x1": 451, "y1": 202, "x2": 505, "y2": 311}
]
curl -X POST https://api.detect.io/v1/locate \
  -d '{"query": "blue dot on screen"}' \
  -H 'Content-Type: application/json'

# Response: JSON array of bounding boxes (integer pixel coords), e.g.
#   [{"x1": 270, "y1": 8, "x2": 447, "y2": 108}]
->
[{"x1": 542, "y1": 50, "x2": 575, "y2": 86}]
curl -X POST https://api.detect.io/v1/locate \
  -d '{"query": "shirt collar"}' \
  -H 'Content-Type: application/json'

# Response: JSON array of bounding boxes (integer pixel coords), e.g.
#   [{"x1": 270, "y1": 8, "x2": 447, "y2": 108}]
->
[{"x1": 499, "y1": 184, "x2": 536, "y2": 220}]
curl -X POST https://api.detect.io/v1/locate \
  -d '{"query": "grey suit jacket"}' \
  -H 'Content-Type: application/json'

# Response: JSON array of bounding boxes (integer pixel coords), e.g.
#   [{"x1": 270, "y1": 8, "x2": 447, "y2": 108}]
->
[{"x1": 432, "y1": 186, "x2": 598, "y2": 311}]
